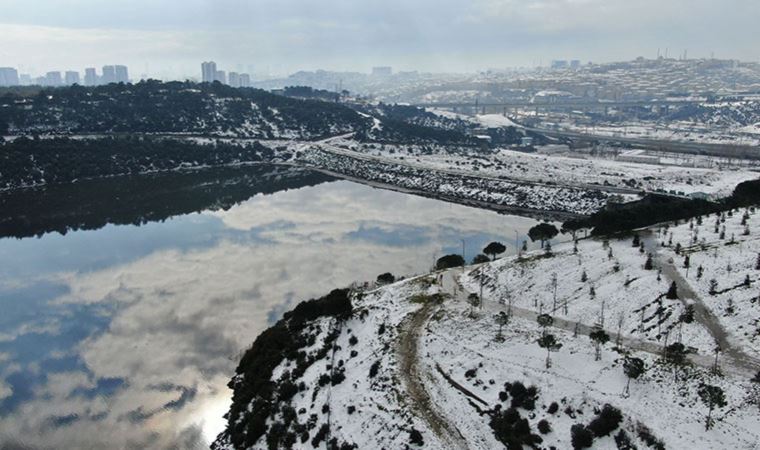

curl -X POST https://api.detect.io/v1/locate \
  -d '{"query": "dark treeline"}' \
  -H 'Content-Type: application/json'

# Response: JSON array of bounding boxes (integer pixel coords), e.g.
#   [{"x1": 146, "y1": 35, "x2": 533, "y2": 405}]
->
[
  {"x1": 0, "y1": 136, "x2": 277, "y2": 189},
  {"x1": 0, "y1": 80, "x2": 369, "y2": 138},
  {"x1": 564, "y1": 178, "x2": 760, "y2": 235},
  {"x1": 0, "y1": 164, "x2": 334, "y2": 239}
]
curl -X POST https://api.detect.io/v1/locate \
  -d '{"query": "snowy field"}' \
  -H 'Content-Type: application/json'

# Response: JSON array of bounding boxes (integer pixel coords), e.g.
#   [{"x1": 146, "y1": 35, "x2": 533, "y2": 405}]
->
[
  {"x1": 338, "y1": 139, "x2": 758, "y2": 198},
  {"x1": 223, "y1": 220, "x2": 760, "y2": 449}
]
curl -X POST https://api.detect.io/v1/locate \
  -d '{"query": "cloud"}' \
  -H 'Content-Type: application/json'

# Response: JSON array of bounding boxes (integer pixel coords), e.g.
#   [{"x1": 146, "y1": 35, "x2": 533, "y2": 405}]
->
[{"x1": 1, "y1": 0, "x2": 758, "y2": 75}]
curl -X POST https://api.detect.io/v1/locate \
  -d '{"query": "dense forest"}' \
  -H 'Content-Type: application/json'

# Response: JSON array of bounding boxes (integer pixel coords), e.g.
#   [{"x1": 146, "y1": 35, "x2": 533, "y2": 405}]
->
[
  {"x1": 563, "y1": 178, "x2": 760, "y2": 235},
  {"x1": 0, "y1": 165, "x2": 333, "y2": 239},
  {"x1": 0, "y1": 80, "x2": 369, "y2": 139},
  {"x1": 0, "y1": 136, "x2": 278, "y2": 189}
]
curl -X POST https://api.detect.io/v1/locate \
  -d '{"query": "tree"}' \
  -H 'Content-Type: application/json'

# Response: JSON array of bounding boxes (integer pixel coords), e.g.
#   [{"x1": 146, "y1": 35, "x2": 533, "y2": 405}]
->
[
  {"x1": 632, "y1": 234, "x2": 640, "y2": 247},
  {"x1": 683, "y1": 254, "x2": 690, "y2": 269},
  {"x1": 472, "y1": 254, "x2": 490, "y2": 264},
  {"x1": 537, "y1": 333, "x2": 562, "y2": 368},
  {"x1": 467, "y1": 293, "x2": 480, "y2": 317},
  {"x1": 561, "y1": 220, "x2": 585, "y2": 240},
  {"x1": 581, "y1": 270, "x2": 588, "y2": 282},
  {"x1": 528, "y1": 223, "x2": 559, "y2": 248},
  {"x1": 495, "y1": 312, "x2": 508, "y2": 341},
  {"x1": 376, "y1": 272, "x2": 395, "y2": 284},
  {"x1": 697, "y1": 384, "x2": 726, "y2": 430},
  {"x1": 709, "y1": 279, "x2": 718, "y2": 295},
  {"x1": 644, "y1": 253, "x2": 654, "y2": 270},
  {"x1": 666, "y1": 281, "x2": 678, "y2": 300},
  {"x1": 483, "y1": 241, "x2": 507, "y2": 261},
  {"x1": 436, "y1": 254, "x2": 465, "y2": 270},
  {"x1": 589, "y1": 327, "x2": 610, "y2": 361},
  {"x1": 571, "y1": 424, "x2": 594, "y2": 450},
  {"x1": 622, "y1": 357, "x2": 646, "y2": 396},
  {"x1": 537, "y1": 313, "x2": 553, "y2": 337}
]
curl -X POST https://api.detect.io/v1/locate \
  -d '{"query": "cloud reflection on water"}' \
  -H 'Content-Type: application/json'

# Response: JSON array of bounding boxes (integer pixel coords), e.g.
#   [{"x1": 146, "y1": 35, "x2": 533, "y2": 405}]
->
[{"x1": 0, "y1": 180, "x2": 541, "y2": 448}]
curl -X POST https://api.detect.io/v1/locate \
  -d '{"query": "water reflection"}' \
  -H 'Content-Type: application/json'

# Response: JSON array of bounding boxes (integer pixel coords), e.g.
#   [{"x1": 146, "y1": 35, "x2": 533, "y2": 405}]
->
[{"x1": 0, "y1": 173, "x2": 544, "y2": 449}]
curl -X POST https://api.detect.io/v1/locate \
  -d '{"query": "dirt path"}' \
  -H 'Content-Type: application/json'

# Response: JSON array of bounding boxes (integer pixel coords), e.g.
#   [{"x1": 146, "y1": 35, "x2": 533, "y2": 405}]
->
[
  {"x1": 397, "y1": 299, "x2": 469, "y2": 449},
  {"x1": 446, "y1": 266, "x2": 756, "y2": 377},
  {"x1": 642, "y1": 231, "x2": 760, "y2": 376}
]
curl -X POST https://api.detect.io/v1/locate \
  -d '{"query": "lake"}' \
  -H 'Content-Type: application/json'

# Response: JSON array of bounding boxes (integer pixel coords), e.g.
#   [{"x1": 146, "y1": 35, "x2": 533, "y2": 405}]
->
[{"x1": 0, "y1": 165, "x2": 546, "y2": 449}]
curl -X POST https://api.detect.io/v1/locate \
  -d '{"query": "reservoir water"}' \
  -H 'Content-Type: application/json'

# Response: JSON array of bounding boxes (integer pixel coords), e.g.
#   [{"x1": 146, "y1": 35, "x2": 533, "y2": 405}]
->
[{"x1": 0, "y1": 165, "x2": 546, "y2": 448}]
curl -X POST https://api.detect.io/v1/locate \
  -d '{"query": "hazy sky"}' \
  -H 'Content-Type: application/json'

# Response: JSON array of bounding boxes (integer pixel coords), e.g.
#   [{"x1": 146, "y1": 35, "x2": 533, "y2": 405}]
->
[{"x1": 1, "y1": 0, "x2": 758, "y2": 78}]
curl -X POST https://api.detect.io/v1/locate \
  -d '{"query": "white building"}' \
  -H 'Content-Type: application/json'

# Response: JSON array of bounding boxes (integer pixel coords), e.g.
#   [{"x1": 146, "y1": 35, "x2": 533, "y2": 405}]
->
[
  {"x1": 0, "y1": 67, "x2": 20, "y2": 86},
  {"x1": 201, "y1": 61, "x2": 217, "y2": 83},
  {"x1": 65, "y1": 71, "x2": 80, "y2": 85}
]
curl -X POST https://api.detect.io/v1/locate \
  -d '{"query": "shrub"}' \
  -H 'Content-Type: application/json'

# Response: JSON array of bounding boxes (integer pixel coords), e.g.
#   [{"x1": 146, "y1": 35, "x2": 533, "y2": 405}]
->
[
  {"x1": 369, "y1": 360, "x2": 380, "y2": 378},
  {"x1": 409, "y1": 428, "x2": 424, "y2": 446},
  {"x1": 376, "y1": 272, "x2": 395, "y2": 284},
  {"x1": 348, "y1": 335, "x2": 358, "y2": 346},
  {"x1": 570, "y1": 424, "x2": 594, "y2": 450},
  {"x1": 614, "y1": 430, "x2": 636, "y2": 450},
  {"x1": 587, "y1": 404, "x2": 623, "y2": 437},
  {"x1": 537, "y1": 419, "x2": 552, "y2": 434},
  {"x1": 547, "y1": 402, "x2": 559, "y2": 414},
  {"x1": 436, "y1": 254, "x2": 465, "y2": 270}
]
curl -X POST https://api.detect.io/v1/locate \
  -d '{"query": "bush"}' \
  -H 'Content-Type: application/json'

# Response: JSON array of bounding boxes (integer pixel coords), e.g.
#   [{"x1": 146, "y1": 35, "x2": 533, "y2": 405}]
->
[
  {"x1": 588, "y1": 404, "x2": 623, "y2": 437},
  {"x1": 348, "y1": 335, "x2": 358, "y2": 346},
  {"x1": 614, "y1": 430, "x2": 636, "y2": 450},
  {"x1": 571, "y1": 424, "x2": 594, "y2": 450},
  {"x1": 376, "y1": 272, "x2": 395, "y2": 284},
  {"x1": 436, "y1": 254, "x2": 465, "y2": 270},
  {"x1": 369, "y1": 360, "x2": 380, "y2": 378},
  {"x1": 489, "y1": 408, "x2": 543, "y2": 449},
  {"x1": 537, "y1": 419, "x2": 552, "y2": 434},
  {"x1": 547, "y1": 402, "x2": 559, "y2": 414},
  {"x1": 409, "y1": 428, "x2": 424, "y2": 446}
]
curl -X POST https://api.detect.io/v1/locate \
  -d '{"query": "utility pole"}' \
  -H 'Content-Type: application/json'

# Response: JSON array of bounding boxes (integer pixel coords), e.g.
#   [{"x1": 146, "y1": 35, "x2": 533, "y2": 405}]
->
[{"x1": 462, "y1": 239, "x2": 466, "y2": 271}]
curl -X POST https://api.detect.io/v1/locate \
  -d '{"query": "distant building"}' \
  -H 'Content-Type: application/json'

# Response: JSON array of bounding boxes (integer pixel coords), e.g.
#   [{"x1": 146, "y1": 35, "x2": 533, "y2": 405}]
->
[
  {"x1": 215, "y1": 70, "x2": 226, "y2": 85},
  {"x1": 372, "y1": 66, "x2": 392, "y2": 76},
  {"x1": 19, "y1": 74, "x2": 32, "y2": 85},
  {"x1": 228, "y1": 71, "x2": 240, "y2": 87},
  {"x1": 45, "y1": 71, "x2": 62, "y2": 86},
  {"x1": 0, "y1": 67, "x2": 20, "y2": 86},
  {"x1": 239, "y1": 73, "x2": 251, "y2": 88},
  {"x1": 114, "y1": 65, "x2": 129, "y2": 83},
  {"x1": 520, "y1": 136, "x2": 534, "y2": 147},
  {"x1": 65, "y1": 71, "x2": 80, "y2": 85},
  {"x1": 570, "y1": 60, "x2": 581, "y2": 69},
  {"x1": 201, "y1": 61, "x2": 217, "y2": 83},
  {"x1": 616, "y1": 150, "x2": 660, "y2": 165},
  {"x1": 102, "y1": 65, "x2": 116, "y2": 84},
  {"x1": 84, "y1": 68, "x2": 98, "y2": 86},
  {"x1": 550, "y1": 60, "x2": 568, "y2": 70}
]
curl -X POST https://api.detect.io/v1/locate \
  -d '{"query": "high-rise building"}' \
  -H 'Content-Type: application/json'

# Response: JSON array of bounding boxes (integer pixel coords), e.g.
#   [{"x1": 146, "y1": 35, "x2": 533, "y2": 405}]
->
[
  {"x1": 239, "y1": 73, "x2": 251, "y2": 88},
  {"x1": 570, "y1": 60, "x2": 581, "y2": 69},
  {"x1": 84, "y1": 68, "x2": 98, "y2": 86},
  {"x1": 102, "y1": 65, "x2": 116, "y2": 84},
  {"x1": 45, "y1": 71, "x2": 63, "y2": 86},
  {"x1": 65, "y1": 71, "x2": 80, "y2": 85},
  {"x1": 371, "y1": 66, "x2": 393, "y2": 76},
  {"x1": 215, "y1": 70, "x2": 226, "y2": 85},
  {"x1": 201, "y1": 61, "x2": 217, "y2": 83},
  {"x1": 114, "y1": 65, "x2": 129, "y2": 83},
  {"x1": 0, "y1": 67, "x2": 20, "y2": 86},
  {"x1": 228, "y1": 72, "x2": 240, "y2": 87},
  {"x1": 550, "y1": 60, "x2": 569, "y2": 70},
  {"x1": 19, "y1": 74, "x2": 32, "y2": 86}
]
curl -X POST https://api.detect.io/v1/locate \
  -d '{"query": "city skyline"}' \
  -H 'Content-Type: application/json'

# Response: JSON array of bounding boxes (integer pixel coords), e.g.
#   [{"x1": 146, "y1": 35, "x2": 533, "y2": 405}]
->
[{"x1": 1, "y1": 0, "x2": 759, "y2": 79}]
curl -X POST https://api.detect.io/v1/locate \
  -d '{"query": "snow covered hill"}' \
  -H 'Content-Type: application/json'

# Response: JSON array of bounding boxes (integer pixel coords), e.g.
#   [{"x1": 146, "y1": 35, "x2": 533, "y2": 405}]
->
[{"x1": 215, "y1": 207, "x2": 760, "y2": 449}]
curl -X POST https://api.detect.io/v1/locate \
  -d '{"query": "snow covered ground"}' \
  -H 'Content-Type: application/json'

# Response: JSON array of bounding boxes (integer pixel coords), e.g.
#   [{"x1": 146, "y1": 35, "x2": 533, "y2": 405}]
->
[
  {"x1": 338, "y1": 140, "x2": 758, "y2": 198},
  {"x1": 220, "y1": 219, "x2": 760, "y2": 449}
]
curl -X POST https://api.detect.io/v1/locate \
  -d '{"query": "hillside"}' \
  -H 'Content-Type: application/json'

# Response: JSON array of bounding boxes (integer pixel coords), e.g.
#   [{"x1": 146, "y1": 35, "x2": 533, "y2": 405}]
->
[
  {"x1": 215, "y1": 207, "x2": 760, "y2": 449},
  {"x1": 0, "y1": 81, "x2": 369, "y2": 139}
]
